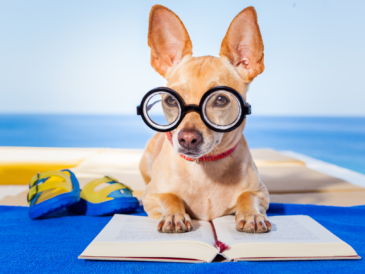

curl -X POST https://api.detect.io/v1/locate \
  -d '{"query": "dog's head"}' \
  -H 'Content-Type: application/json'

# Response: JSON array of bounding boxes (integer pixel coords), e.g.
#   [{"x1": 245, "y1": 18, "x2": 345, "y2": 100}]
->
[{"x1": 148, "y1": 5, "x2": 264, "y2": 158}]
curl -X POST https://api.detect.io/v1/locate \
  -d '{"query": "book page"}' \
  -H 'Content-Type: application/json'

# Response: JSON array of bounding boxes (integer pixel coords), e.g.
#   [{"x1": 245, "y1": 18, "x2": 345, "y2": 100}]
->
[
  {"x1": 213, "y1": 215, "x2": 343, "y2": 246},
  {"x1": 93, "y1": 214, "x2": 216, "y2": 246}
]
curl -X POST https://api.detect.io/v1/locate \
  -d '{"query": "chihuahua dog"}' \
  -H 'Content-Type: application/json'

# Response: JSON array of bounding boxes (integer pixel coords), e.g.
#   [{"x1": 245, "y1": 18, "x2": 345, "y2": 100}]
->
[{"x1": 139, "y1": 5, "x2": 271, "y2": 233}]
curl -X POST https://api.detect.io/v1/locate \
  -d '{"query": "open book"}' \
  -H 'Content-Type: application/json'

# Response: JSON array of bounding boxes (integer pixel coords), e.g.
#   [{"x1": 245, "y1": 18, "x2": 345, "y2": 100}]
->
[{"x1": 79, "y1": 214, "x2": 360, "y2": 263}]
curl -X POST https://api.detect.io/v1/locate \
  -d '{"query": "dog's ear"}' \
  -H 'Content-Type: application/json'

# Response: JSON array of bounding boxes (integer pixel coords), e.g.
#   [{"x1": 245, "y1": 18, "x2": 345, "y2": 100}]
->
[
  {"x1": 220, "y1": 7, "x2": 264, "y2": 81},
  {"x1": 148, "y1": 5, "x2": 192, "y2": 78}
]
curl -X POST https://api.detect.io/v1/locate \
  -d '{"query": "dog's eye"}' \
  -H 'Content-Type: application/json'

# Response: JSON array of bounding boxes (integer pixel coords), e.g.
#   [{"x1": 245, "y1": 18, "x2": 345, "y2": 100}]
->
[
  {"x1": 164, "y1": 96, "x2": 177, "y2": 107},
  {"x1": 214, "y1": 95, "x2": 229, "y2": 107}
]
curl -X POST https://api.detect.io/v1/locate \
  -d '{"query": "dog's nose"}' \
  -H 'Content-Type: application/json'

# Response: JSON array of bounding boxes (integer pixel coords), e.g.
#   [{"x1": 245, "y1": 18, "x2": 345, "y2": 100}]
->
[{"x1": 178, "y1": 130, "x2": 202, "y2": 150}]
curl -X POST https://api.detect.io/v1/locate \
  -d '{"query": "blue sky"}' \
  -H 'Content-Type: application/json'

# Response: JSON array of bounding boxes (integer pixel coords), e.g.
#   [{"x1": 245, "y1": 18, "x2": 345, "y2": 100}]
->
[{"x1": 0, "y1": 0, "x2": 364, "y2": 116}]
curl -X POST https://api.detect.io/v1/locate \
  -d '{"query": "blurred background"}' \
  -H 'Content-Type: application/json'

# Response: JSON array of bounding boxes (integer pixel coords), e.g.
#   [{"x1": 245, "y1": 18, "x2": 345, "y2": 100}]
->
[{"x1": 0, "y1": 0, "x2": 364, "y2": 174}]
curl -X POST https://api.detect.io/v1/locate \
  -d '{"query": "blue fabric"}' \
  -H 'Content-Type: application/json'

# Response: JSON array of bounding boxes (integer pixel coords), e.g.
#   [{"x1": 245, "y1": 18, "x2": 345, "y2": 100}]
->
[{"x1": 0, "y1": 203, "x2": 364, "y2": 274}]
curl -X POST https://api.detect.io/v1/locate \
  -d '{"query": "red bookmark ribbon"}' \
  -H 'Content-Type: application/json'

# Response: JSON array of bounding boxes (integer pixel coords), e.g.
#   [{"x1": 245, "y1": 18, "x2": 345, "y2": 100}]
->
[{"x1": 210, "y1": 222, "x2": 229, "y2": 253}]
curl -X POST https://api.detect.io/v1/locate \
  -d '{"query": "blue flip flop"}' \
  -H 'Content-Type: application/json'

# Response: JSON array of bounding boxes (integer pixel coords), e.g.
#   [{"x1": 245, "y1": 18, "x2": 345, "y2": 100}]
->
[
  {"x1": 67, "y1": 176, "x2": 139, "y2": 216},
  {"x1": 27, "y1": 169, "x2": 80, "y2": 220}
]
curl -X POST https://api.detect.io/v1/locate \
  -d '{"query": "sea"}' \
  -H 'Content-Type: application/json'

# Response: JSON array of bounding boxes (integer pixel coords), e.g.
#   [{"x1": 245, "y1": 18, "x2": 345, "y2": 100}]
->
[{"x1": 0, "y1": 114, "x2": 364, "y2": 175}]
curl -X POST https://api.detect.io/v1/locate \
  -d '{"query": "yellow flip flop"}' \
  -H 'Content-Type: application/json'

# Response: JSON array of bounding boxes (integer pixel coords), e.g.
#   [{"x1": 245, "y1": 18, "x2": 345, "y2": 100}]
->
[
  {"x1": 28, "y1": 169, "x2": 80, "y2": 220},
  {"x1": 67, "y1": 176, "x2": 139, "y2": 216}
]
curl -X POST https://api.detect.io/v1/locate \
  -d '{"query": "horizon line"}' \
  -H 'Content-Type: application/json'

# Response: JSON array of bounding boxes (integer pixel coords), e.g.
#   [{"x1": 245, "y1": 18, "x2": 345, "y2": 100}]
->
[{"x1": 0, "y1": 113, "x2": 365, "y2": 118}]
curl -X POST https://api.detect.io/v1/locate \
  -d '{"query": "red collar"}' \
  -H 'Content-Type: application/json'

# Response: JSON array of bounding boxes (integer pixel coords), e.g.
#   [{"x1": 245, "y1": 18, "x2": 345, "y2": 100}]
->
[{"x1": 165, "y1": 132, "x2": 239, "y2": 163}]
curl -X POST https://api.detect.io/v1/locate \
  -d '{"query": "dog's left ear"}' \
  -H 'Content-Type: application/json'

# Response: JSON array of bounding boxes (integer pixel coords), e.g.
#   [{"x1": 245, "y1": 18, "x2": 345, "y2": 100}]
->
[{"x1": 220, "y1": 7, "x2": 264, "y2": 81}]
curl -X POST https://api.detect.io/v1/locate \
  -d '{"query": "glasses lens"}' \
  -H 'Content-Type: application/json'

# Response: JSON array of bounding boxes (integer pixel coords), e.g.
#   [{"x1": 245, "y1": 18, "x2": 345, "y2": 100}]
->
[
  {"x1": 204, "y1": 91, "x2": 241, "y2": 128},
  {"x1": 145, "y1": 92, "x2": 180, "y2": 127}
]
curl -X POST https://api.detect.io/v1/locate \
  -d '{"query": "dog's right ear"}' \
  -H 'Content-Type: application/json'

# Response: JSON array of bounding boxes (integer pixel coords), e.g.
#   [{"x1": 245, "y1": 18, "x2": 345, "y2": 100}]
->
[
  {"x1": 220, "y1": 7, "x2": 264, "y2": 82},
  {"x1": 148, "y1": 5, "x2": 193, "y2": 78}
]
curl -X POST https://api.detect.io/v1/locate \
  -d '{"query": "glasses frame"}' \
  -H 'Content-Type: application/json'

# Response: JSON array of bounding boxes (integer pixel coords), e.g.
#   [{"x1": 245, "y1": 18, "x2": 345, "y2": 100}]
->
[{"x1": 136, "y1": 86, "x2": 251, "y2": 133}]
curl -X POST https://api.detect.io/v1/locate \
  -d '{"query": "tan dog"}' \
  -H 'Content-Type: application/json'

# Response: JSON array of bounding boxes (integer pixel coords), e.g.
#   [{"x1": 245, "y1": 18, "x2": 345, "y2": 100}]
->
[{"x1": 140, "y1": 5, "x2": 271, "y2": 234}]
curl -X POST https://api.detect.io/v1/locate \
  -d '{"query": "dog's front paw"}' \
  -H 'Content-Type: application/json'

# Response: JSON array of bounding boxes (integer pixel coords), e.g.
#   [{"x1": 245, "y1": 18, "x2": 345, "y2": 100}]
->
[
  {"x1": 235, "y1": 213, "x2": 272, "y2": 233},
  {"x1": 157, "y1": 213, "x2": 193, "y2": 233}
]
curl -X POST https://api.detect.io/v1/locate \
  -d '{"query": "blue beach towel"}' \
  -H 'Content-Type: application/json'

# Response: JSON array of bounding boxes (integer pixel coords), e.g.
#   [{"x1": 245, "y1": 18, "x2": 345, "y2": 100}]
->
[{"x1": 0, "y1": 203, "x2": 364, "y2": 273}]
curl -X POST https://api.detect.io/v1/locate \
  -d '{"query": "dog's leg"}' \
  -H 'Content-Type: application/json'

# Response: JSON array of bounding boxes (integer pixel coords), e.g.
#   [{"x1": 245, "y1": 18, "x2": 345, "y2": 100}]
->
[
  {"x1": 235, "y1": 191, "x2": 272, "y2": 233},
  {"x1": 143, "y1": 192, "x2": 193, "y2": 233},
  {"x1": 139, "y1": 133, "x2": 162, "y2": 185}
]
